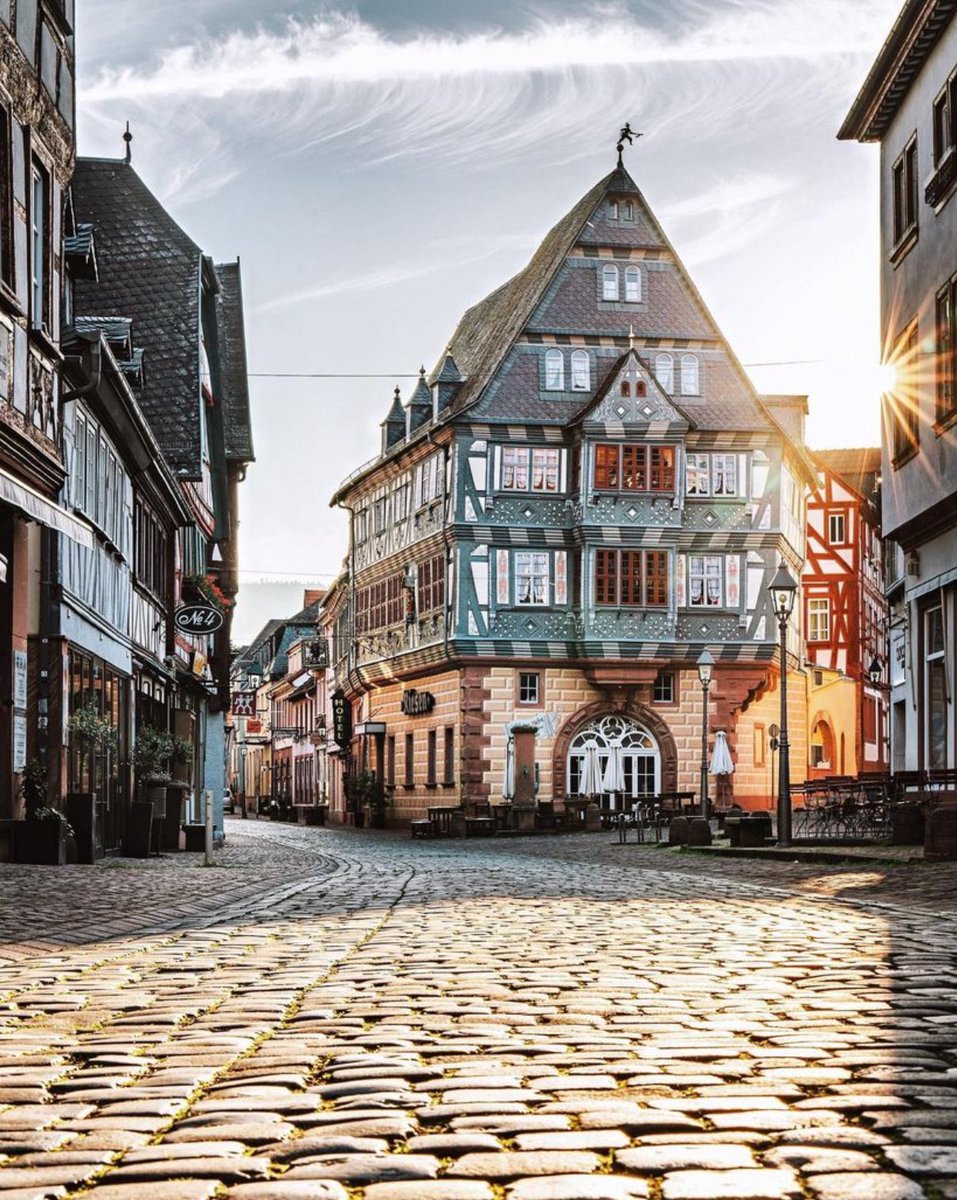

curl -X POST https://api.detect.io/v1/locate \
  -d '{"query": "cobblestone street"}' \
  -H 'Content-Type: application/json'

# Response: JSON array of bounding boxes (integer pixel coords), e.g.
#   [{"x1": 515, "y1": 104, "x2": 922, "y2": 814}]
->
[{"x1": 3, "y1": 823, "x2": 957, "y2": 1199}]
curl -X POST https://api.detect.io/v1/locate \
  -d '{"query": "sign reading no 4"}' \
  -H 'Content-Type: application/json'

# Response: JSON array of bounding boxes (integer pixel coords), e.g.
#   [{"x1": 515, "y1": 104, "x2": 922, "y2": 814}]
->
[{"x1": 174, "y1": 604, "x2": 225, "y2": 635}]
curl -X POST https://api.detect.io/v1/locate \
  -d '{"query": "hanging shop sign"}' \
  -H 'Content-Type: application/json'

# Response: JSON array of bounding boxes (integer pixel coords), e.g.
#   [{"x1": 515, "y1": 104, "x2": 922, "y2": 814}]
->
[
  {"x1": 174, "y1": 603, "x2": 225, "y2": 635},
  {"x1": 401, "y1": 688, "x2": 435, "y2": 717},
  {"x1": 232, "y1": 691, "x2": 257, "y2": 717},
  {"x1": 332, "y1": 691, "x2": 352, "y2": 747}
]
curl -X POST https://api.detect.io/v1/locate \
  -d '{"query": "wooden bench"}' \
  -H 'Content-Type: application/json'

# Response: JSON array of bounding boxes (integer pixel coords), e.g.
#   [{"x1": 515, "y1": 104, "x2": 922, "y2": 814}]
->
[{"x1": 465, "y1": 803, "x2": 496, "y2": 837}]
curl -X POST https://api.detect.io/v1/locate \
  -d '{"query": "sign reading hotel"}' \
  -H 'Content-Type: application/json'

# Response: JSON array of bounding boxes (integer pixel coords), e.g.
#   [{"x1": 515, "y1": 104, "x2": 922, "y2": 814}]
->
[
  {"x1": 401, "y1": 689, "x2": 436, "y2": 716},
  {"x1": 332, "y1": 691, "x2": 352, "y2": 747}
]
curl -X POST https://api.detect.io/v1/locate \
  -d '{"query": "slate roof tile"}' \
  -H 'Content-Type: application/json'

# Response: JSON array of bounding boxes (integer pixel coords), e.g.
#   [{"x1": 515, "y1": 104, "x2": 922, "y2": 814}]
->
[
  {"x1": 215, "y1": 261, "x2": 255, "y2": 464},
  {"x1": 72, "y1": 158, "x2": 204, "y2": 478}
]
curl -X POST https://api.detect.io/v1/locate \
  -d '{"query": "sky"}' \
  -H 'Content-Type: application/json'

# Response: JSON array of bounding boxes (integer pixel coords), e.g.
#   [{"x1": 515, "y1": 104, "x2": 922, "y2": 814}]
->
[{"x1": 75, "y1": 0, "x2": 901, "y2": 644}]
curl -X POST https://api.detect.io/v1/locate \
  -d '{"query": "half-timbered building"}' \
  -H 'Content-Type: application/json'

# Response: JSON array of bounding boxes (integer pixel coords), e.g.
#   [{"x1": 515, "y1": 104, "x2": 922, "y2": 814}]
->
[
  {"x1": 803, "y1": 448, "x2": 887, "y2": 780},
  {"x1": 331, "y1": 158, "x2": 815, "y2": 820}
]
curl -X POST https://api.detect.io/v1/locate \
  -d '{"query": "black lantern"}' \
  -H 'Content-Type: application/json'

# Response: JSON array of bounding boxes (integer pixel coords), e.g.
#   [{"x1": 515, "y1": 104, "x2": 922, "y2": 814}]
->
[{"x1": 868, "y1": 655, "x2": 882, "y2": 685}]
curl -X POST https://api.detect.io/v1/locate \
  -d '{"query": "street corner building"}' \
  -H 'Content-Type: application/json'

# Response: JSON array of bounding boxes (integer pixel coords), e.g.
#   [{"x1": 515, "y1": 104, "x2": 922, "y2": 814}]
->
[{"x1": 329, "y1": 158, "x2": 818, "y2": 826}]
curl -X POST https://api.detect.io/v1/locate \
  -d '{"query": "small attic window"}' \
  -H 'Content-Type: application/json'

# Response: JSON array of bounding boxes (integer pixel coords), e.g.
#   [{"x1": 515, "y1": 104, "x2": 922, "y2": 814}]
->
[
  {"x1": 623, "y1": 200, "x2": 634, "y2": 220},
  {"x1": 609, "y1": 199, "x2": 620, "y2": 220},
  {"x1": 635, "y1": 380, "x2": 646, "y2": 398},
  {"x1": 625, "y1": 266, "x2": 641, "y2": 303},
  {"x1": 621, "y1": 381, "x2": 631, "y2": 397},
  {"x1": 544, "y1": 348, "x2": 564, "y2": 390},
  {"x1": 655, "y1": 353, "x2": 674, "y2": 393},
  {"x1": 571, "y1": 350, "x2": 590, "y2": 391},
  {"x1": 602, "y1": 264, "x2": 619, "y2": 301}
]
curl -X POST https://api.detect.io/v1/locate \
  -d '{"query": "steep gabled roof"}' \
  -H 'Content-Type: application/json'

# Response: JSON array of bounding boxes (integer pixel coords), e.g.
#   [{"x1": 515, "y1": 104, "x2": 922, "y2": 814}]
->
[
  {"x1": 433, "y1": 168, "x2": 632, "y2": 413},
  {"x1": 215, "y1": 261, "x2": 255, "y2": 465},
  {"x1": 814, "y1": 447, "x2": 882, "y2": 510},
  {"x1": 72, "y1": 158, "x2": 205, "y2": 479},
  {"x1": 434, "y1": 162, "x2": 774, "y2": 434}
]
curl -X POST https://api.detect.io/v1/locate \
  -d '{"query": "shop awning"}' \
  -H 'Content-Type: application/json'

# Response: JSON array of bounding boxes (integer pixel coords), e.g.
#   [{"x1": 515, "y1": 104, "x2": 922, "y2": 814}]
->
[{"x1": 0, "y1": 468, "x2": 94, "y2": 549}]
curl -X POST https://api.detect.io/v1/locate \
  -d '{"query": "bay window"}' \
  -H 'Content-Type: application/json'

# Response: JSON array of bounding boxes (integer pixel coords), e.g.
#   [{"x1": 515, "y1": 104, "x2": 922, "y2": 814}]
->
[
  {"x1": 594, "y1": 444, "x2": 675, "y2": 492},
  {"x1": 594, "y1": 549, "x2": 668, "y2": 607},
  {"x1": 686, "y1": 452, "x2": 738, "y2": 497}
]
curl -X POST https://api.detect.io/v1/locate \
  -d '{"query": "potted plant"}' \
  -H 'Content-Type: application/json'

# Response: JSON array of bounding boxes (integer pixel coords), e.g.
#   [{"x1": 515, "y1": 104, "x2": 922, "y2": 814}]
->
[
  {"x1": 133, "y1": 726, "x2": 174, "y2": 818},
  {"x1": 183, "y1": 573, "x2": 234, "y2": 613},
  {"x1": 15, "y1": 760, "x2": 73, "y2": 865},
  {"x1": 350, "y1": 769, "x2": 384, "y2": 829}
]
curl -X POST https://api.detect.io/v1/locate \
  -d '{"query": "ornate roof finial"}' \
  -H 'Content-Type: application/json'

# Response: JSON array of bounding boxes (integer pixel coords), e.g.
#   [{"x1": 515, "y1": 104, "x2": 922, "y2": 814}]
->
[
  {"x1": 394, "y1": 385, "x2": 401, "y2": 402},
  {"x1": 628, "y1": 323, "x2": 635, "y2": 350},
  {"x1": 123, "y1": 121, "x2": 133, "y2": 164},
  {"x1": 616, "y1": 122, "x2": 641, "y2": 166}
]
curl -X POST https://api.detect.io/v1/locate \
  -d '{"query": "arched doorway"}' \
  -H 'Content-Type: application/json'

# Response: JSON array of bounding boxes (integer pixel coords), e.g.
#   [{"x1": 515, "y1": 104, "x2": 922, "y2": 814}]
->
[{"x1": 566, "y1": 713, "x2": 661, "y2": 807}]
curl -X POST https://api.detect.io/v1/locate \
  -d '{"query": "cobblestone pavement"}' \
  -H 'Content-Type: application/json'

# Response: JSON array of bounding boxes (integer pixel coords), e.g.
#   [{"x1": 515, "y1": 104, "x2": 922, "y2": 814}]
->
[{"x1": 3, "y1": 822, "x2": 957, "y2": 1199}]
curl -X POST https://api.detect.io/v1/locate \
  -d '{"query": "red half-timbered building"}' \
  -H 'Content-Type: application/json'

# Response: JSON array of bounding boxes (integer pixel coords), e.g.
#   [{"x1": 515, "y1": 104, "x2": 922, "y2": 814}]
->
[{"x1": 803, "y1": 448, "x2": 887, "y2": 779}]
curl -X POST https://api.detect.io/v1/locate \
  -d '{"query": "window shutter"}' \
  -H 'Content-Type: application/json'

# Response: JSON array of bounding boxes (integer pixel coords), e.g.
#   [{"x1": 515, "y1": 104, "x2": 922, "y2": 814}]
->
[
  {"x1": 496, "y1": 549, "x2": 510, "y2": 605},
  {"x1": 675, "y1": 554, "x2": 687, "y2": 608},
  {"x1": 726, "y1": 555, "x2": 740, "y2": 609},
  {"x1": 554, "y1": 551, "x2": 567, "y2": 605}
]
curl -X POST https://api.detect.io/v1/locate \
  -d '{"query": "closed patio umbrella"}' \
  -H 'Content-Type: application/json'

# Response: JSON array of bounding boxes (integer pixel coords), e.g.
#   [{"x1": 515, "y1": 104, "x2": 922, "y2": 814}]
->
[
  {"x1": 578, "y1": 744, "x2": 601, "y2": 796},
  {"x1": 710, "y1": 730, "x2": 734, "y2": 775},
  {"x1": 600, "y1": 746, "x2": 626, "y2": 811}
]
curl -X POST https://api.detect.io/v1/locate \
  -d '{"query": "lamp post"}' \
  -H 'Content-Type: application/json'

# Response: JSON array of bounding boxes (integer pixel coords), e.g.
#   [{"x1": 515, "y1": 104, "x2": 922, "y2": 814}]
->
[
  {"x1": 768, "y1": 722, "x2": 779, "y2": 809},
  {"x1": 768, "y1": 561, "x2": 798, "y2": 846},
  {"x1": 697, "y1": 649, "x2": 715, "y2": 820}
]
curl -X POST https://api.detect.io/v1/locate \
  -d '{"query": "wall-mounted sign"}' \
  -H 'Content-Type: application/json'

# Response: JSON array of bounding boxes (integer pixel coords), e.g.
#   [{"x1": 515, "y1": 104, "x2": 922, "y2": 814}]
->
[
  {"x1": 308, "y1": 639, "x2": 329, "y2": 667},
  {"x1": 401, "y1": 688, "x2": 435, "y2": 717},
  {"x1": 247, "y1": 718, "x2": 263, "y2": 735},
  {"x1": 13, "y1": 650, "x2": 26, "y2": 710},
  {"x1": 332, "y1": 691, "x2": 352, "y2": 747},
  {"x1": 232, "y1": 691, "x2": 256, "y2": 717},
  {"x1": 174, "y1": 604, "x2": 225, "y2": 635},
  {"x1": 191, "y1": 650, "x2": 207, "y2": 677}
]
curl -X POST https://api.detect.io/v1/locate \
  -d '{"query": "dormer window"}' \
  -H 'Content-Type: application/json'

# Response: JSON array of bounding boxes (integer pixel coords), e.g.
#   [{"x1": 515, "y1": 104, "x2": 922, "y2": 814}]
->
[
  {"x1": 544, "y1": 348, "x2": 564, "y2": 390},
  {"x1": 624, "y1": 266, "x2": 641, "y2": 303},
  {"x1": 609, "y1": 200, "x2": 619, "y2": 220},
  {"x1": 570, "y1": 350, "x2": 590, "y2": 391},
  {"x1": 602, "y1": 264, "x2": 619, "y2": 301},
  {"x1": 680, "y1": 353, "x2": 700, "y2": 396}
]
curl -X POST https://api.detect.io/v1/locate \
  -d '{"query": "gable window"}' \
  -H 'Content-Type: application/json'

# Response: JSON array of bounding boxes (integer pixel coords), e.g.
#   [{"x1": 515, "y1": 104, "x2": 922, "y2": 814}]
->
[
  {"x1": 602, "y1": 264, "x2": 619, "y2": 301},
  {"x1": 609, "y1": 199, "x2": 619, "y2": 220},
  {"x1": 624, "y1": 265, "x2": 641, "y2": 303},
  {"x1": 892, "y1": 136, "x2": 918, "y2": 250},
  {"x1": 30, "y1": 161, "x2": 50, "y2": 330},
  {"x1": 937, "y1": 277, "x2": 956, "y2": 424},
  {"x1": 595, "y1": 548, "x2": 668, "y2": 607},
  {"x1": 502, "y1": 447, "x2": 560, "y2": 492},
  {"x1": 517, "y1": 671, "x2": 541, "y2": 705},
  {"x1": 594, "y1": 444, "x2": 675, "y2": 493},
  {"x1": 808, "y1": 596, "x2": 830, "y2": 642},
  {"x1": 688, "y1": 555, "x2": 722, "y2": 607},
  {"x1": 889, "y1": 323, "x2": 920, "y2": 463},
  {"x1": 544, "y1": 348, "x2": 564, "y2": 390},
  {"x1": 680, "y1": 353, "x2": 700, "y2": 396},
  {"x1": 570, "y1": 350, "x2": 590, "y2": 391},
  {"x1": 515, "y1": 551, "x2": 549, "y2": 606},
  {"x1": 828, "y1": 511, "x2": 847, "y2": 544},
  {"x1": 655, "y1": 353, "x2": 674, "y2": 392},
  {"x1": 623, "y1": 200, "x2": 634, "y2": 220}
]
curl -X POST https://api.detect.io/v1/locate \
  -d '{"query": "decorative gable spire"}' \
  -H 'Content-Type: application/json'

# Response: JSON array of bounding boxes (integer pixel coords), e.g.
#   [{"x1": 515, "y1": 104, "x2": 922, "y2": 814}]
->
[
  {"x1": 406, "y1": 368, "x2": 432, "y2": 436},
  {"x1": 381, "y1": 385, "x2": 406, "y2": 453},
  {"x1": 432, "y1": 350, "x2": 464, "y2": 417}
]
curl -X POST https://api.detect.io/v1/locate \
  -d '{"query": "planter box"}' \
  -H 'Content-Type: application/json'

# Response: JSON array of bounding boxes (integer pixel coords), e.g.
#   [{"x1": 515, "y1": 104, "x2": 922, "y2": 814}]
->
[
  {"x1": 183, "y1": 823, "x2": 206, "y2": 852},
  {"x1": 15, "y1": 820, "x2": 67, "y2": 865},
  {"x1": 161, "y1": 784, "x2": 189, "y2": 851},
  {"x1": 124, "y1": 800, "x2": 154, "y2": 858},
  {"x1": 67, "y1": 792, "x2": 102, "y2": 864}
]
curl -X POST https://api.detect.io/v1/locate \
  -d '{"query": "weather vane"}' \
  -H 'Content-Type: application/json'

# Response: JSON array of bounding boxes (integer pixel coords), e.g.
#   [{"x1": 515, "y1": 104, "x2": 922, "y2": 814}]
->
[{"x1": 616, "y1": 122, "x2": 642, "y2": 165}]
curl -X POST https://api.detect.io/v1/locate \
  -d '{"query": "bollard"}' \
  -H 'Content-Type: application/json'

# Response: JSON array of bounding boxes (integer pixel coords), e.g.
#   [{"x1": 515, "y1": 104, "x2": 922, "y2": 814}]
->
[
  {"x1": 687, "y1": 817, "x2": 712, "y2": 846},
  {"x1": 668, "y1": 816, "x2": 690, "y2": 846}
]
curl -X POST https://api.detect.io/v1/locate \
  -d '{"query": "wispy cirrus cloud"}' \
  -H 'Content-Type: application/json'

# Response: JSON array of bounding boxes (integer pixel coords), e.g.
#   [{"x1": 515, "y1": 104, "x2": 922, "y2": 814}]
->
[{"x1": 80, "y1": 1, "x2": 893, "y2": 184}]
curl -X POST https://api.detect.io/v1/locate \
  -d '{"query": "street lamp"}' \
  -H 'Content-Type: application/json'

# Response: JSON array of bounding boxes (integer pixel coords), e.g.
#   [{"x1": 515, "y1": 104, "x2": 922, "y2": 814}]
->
[
  {"x1": 696, "y1": 649, "x2": 715, "y2": 820},
  {"x1": 768, "y1": 561, "x2": 798, "y2": 846},
  {"x1": 868, "y1": 655, "x2": 882, "y2": 685}
]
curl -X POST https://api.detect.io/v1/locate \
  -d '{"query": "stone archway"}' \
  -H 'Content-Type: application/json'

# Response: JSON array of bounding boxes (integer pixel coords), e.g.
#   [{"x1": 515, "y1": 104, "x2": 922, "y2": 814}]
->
[{"x1": 552, "y1": 701, "x2": 677, "y2": 803}]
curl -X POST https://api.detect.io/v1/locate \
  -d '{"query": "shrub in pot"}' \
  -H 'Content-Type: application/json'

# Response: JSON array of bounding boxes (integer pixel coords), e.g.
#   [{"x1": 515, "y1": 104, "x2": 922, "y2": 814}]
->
[
  {"x1": 133, "y1": 727, "x2": 174, "y2": 818},
  {"x1": 15, "y1": 760, "x2": 73, "y2": 865}
]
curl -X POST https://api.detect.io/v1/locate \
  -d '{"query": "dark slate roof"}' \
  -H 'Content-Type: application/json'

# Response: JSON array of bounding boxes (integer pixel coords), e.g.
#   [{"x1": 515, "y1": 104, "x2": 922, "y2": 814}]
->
[
  {"x1": 839, "y1": 0, "x2": 957, "y2": 141},
  {"x1": 434, "y1": 352, "x2": 464, "y2": 383},
  {"x1": 72, "y1": 158, "x2": 205, "y2": 479},
  {"x1": 814, "y1": 447, "x2": 882, "y2": 508},
  {"x1": 74, "y1": 314, "x2": 133, "y2": 358},
  {"x1": 268, "y1": 599, "x2": 321, "y2": 678},
  {"x1": 215, "y1": 261, "x2": 255, "y2": 464},
  {"x1": 432, "y1": 170, "x2": 622, "y2": 412}
]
